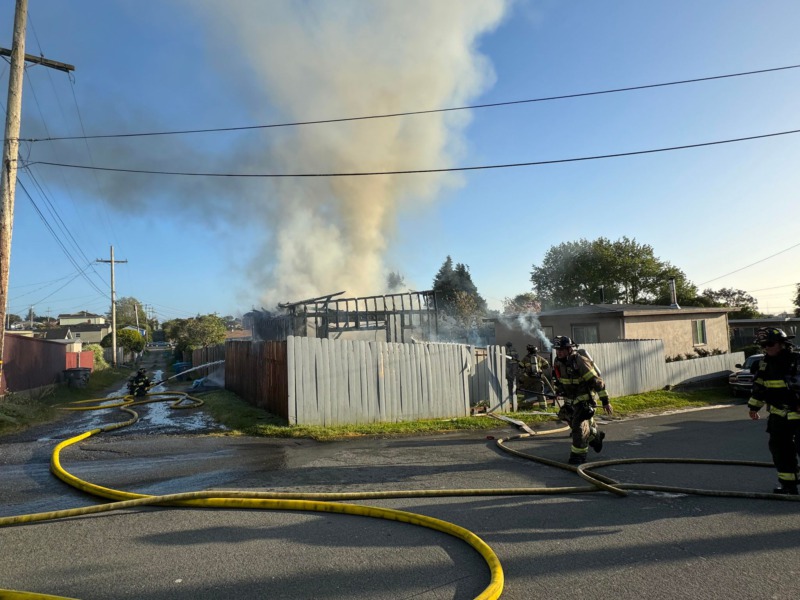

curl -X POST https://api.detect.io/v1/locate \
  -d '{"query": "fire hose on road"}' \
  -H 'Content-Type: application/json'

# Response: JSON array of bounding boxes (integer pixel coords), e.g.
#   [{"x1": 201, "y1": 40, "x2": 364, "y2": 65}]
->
[{"x1": 1, "y1": 394, "x2": 798, "y2": 600}]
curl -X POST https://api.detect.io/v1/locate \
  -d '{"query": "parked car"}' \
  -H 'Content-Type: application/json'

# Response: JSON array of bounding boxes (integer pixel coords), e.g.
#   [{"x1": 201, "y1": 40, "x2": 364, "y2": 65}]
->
[{"x1": 729, "y1": 353, "x2": 763, "y2": 396}]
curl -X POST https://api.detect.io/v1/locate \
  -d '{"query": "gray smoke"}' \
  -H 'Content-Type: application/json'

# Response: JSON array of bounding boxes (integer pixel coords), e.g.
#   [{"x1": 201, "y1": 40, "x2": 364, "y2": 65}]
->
[
  {"x1": 25, "y1": 1, "x2": 510, "y2": 310},
  {"x1": 189, "y1": 0, "x2": 509, "y2": 307}
]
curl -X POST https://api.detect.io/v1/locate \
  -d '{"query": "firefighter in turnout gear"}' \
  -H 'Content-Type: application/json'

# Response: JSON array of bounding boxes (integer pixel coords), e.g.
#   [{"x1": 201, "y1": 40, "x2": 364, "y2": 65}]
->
[
  {"x1": 552, "y1": 336, "x2": 613, "y2": 464},
  {"x1": 127, "y1": 368, "x2": 151, "y2": 398},
  {"x1": 747, "y1": 327, "x2": 800, "y2": 495},
  {"x1": 518, "y1": 344, "x2": 551, "y2": 408}
]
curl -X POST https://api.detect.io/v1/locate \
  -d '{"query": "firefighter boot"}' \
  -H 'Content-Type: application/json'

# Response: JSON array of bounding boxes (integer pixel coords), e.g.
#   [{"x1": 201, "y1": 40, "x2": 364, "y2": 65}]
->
[
  {"x1": 773, "y1": 481, "x2": 799, "y2": 495},
  {"x1": 589, "y1": 431, "x2": 605, "y2": 453},
  {"x1": 568, "y1": 453, "x2": 586, "y2": 465}
]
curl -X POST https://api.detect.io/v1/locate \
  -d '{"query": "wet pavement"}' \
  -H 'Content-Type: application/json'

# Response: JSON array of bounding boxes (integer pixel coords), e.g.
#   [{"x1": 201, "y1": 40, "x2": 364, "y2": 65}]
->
[{"x1": 2, "y1": 397, "x2": 800, "y2": 599}]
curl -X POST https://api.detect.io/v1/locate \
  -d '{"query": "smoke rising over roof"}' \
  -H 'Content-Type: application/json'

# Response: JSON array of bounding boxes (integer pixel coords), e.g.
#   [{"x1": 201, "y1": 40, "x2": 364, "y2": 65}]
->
[{"x1": 192, "y1": 0, "x2": 509, "y2": 307}]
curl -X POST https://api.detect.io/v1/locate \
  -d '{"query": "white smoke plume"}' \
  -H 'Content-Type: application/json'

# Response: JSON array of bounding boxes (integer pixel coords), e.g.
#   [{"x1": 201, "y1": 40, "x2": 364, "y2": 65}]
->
[
  {"x1": 189, "y1": 0, "x2": 509, "y2": 308},
  {"x1": 500, "y1": 311, "x2": 553, "y2": 350}
]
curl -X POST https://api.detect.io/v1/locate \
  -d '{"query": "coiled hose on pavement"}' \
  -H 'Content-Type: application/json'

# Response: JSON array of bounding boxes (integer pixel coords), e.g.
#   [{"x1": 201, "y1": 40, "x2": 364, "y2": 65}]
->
[{"x1": 1, "y1": 395, "x2": 798, "y2": 600}]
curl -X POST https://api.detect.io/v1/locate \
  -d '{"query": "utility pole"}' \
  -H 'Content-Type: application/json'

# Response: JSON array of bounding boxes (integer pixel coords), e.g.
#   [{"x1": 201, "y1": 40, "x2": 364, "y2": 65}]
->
[
  {"x1": 97, "y1": 247, "x2": 127, "y2": 367},
  {"x1": 0, "y1": 0, "x2": 75, "y2": 394}
]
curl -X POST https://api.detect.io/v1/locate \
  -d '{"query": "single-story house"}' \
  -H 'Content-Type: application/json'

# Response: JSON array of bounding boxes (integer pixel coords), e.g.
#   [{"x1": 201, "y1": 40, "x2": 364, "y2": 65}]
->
[
  {"x1": 729, "y1": 317, "x2": 800, "y2": 350},
  {"x1": 494, "y1": 304, "x2": 734, "y2": 358}
]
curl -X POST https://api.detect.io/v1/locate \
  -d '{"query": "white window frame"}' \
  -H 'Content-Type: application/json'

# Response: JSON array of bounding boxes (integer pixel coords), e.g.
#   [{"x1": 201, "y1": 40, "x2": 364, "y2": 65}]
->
[{"x1": 692, "y1": 319, "x2": 707, "y2": 345}]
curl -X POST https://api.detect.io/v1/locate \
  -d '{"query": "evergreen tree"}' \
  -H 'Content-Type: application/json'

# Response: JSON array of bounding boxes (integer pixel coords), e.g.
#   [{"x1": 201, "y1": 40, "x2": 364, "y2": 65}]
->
[{"x1": 432, "y1": 256, "x2": 486, "y2": 317}]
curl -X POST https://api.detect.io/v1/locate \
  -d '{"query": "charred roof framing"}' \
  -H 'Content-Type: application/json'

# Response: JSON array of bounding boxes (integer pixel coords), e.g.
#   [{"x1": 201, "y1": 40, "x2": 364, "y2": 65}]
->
[{"x1": 253, "y1": 290, "x2": 439, "y2": 343}]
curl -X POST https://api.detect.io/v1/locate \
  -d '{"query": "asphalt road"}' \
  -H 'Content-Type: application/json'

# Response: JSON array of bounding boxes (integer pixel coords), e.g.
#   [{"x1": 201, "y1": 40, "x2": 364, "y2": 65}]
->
[{"x1": 1, "y1": 398, "x2": 799, "y2": 600}]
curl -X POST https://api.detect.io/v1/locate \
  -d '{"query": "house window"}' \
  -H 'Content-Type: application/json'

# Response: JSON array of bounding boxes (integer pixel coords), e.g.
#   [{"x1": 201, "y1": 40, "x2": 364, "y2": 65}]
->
[
  {"x1": 692, "y1": 319, "x2": 707, "y2": 345},
  {"x1": 542, "y1": 326, "x2": 554, "y2": 341},
  {"x1": 572, "y1": 324, "x2": 599, "y2": 344},
  {"x1": 74, "y1": 333, "x2": 81, "y2": 338}
]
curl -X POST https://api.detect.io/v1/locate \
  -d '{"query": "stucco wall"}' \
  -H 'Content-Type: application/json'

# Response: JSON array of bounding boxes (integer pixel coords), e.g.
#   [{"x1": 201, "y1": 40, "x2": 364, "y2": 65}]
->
[{"x1": 624, "y1": 313, "x2": 730, "y2": 357}]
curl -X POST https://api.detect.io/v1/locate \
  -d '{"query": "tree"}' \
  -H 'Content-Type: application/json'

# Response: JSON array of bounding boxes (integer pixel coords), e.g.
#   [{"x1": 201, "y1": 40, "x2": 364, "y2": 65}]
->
[
  {"x1": 110, "y1": 297, "x2": 151, "y2": 340},
  {"x1": 502, "y1": 293, "x2": 541, "y2": 315},
  {"x1": 163, "y1": 314, "x2": 227, "y2": 354},
  {"x1": 432, "y1": 256, "x2": 487, "y2": 317},
  {"x1": 451, "y1": 290, "x2": 483, "y2": 328},
  {"x1": 116, "y1": 328, "x2": 145, "y2": 354},
  {"x1": 793, "y1": 283, "x2": 800, "y2": 317},
  {"x1": 700, "y1": 287, "x2": 761, "y2": 319},
  {"x1": 531, "y1": 237, "x2": 698, "y2": 308},
  {"x1": 6, "y1": 314, "x2": 21, "y2": 326}
]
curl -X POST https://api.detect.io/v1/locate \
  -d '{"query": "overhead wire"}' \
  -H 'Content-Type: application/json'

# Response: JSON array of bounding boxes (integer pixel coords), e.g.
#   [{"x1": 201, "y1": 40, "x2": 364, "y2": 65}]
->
[
  {"x1": 18, "y1": 62, "x2": 800, "y2": 142},
  {"x1": 23, "y1": 166, "x2": 109, "y2": 291},
  {"x1": 26, "y1": 127, "x2": 800, "y2": 178},
  {"x1": 16, "y1": 176, "x2": 109, "y2": 298},
  {"x1": 698, "y1": 242, "x2": 800, "y2": 286},
  {"x1": 22, "y1": 14, "x2": 123, "y2": 268}
]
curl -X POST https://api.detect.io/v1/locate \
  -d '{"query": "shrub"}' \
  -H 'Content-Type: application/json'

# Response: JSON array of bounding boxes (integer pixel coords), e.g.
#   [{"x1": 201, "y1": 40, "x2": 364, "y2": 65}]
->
[
  {"x1": 694, "y1": 347, "x2": 710, "y2": 358},
  {"x1": 85, "y1": 344, "x2": 108, "y2": 371}
]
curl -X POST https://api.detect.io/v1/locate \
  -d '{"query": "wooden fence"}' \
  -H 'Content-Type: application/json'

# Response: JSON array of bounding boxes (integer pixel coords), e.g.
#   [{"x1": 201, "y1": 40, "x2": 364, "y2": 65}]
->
[
  {"x1": 191, "y1": 345, "x2": 226, "y2": 378},
  {"x1": 221, "y1": 337, "x2": 745, "y2": 426},
  {"x1": 225, "y1": 340, "x2": 288, "y2": 419},
  {"x1": 286, "y1": 336, "x2": 475, "y2": 425}
]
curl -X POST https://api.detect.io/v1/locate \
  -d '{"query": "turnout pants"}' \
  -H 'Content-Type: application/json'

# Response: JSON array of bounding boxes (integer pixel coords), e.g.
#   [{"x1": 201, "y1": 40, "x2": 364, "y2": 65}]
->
[
  {"x1": 766, "y1": 414, "x2": 800, "y2": 483},
  {"x1": 566, "y1": 401, "x2": 599, "y2": 459}
]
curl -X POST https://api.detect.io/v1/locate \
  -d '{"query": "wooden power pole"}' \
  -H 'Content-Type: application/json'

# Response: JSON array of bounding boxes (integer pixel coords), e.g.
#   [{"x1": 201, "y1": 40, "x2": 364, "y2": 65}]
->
[
  {"x1": 0, "y1": 0, "x2": 75, "y2": 394},
  {"x1": 97, "y1": 247, "x2": 127, "y2": 367}
]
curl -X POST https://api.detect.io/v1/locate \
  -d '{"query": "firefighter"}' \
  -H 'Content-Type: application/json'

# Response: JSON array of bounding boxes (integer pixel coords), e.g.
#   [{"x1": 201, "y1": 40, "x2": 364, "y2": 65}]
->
[
  {"x1": 747, "y1": 327, "x2": 800, "y2": 495},
  {"x1": 518, "y1": 344, "x2": 551, "y2": 408},
  {"x1": 552, "y1": 335, "x2": 613, "y2": 464},
  {"x1": 127, "y1": 367, "x2": 151, "y2": 398},
  {"x1": 504, "y1": 342, "x2": 520, "y2": 405}
]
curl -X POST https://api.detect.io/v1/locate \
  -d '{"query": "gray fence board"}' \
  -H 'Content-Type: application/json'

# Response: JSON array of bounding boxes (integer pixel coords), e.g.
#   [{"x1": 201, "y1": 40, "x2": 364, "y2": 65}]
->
[{"x1": 283, "y1": 336, "x2": 742, "y2": 425}]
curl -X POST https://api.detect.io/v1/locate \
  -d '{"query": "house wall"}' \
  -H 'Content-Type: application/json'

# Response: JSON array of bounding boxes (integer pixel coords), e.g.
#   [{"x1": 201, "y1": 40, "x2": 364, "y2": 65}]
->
[
  {"x1": 71, "y1": 327, "x2": 109, "y2": 345},
  {"x1": 538, "y1": 315, "x2": 623, "y2": 343},
  {"x1": 624, "y1": 313, "x2": 730, "y2": 357},
  {"x1": 729, "y1": 318, "x2": 800, "y2": 350},
  {"x1": 60, "y1": 316, "x2": 105, "y2": 326}
]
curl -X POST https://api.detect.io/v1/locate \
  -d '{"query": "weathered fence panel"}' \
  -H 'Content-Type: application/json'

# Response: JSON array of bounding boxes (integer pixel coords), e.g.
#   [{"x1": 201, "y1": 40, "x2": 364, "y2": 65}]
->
[
  {"x1": 227, "y1": 337, "x2": 742, "y2": 426},
  {"x1": 191, "y1": 345, "x2": 225, "y2": 379},
  {"x1": 286, "y1": 337, "x2": 472, "y2": 425},
  {"x1": 225, "y1": 340, "x2": 288, "y2": 419},
  {"x1": 578, "y1": 340, "x2": 668, "y2": 397},
  {"x1": 665, "y1": 351, "x2": 745, "y2": 386}
]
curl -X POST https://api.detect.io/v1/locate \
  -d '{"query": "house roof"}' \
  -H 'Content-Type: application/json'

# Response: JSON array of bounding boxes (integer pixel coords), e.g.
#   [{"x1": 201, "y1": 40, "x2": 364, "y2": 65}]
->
[
  {"x1": 43, "y1": 327, "x2": 72, "y2": 340},
  {"x1": 58, "y1": 311, "x2": 103, "y2": 319},
  {"x1": 534, "y1": 304, "x2": 735, "y2": 318},
  {"x1": 729, "y1": 317, "x2": 800, "y2": 326}
]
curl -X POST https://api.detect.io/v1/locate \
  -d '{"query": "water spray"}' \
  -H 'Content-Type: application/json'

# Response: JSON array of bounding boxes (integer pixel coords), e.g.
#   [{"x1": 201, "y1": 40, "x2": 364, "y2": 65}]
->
[{"x1": 147, "y1": 360, "x2": 225, "y2": 390}]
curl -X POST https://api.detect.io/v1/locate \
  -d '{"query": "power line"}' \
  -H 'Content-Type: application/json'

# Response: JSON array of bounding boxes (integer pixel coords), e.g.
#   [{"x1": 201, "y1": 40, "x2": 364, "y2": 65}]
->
[
  {"x1": 746, "y1": 283, "x2": 798, "y2": 293},
  {"x1": 17, "y1": 62, "x2": 800, "y2": 142},
  {"x1": 16, "y1": 176, "x2": 108, "y2": 297},
  {"x1": 27, "y1": 127, "x2": 800, "y2": 178},
  {"x1": 699, "y1": 242, "x2": 800, "y2": 286}
]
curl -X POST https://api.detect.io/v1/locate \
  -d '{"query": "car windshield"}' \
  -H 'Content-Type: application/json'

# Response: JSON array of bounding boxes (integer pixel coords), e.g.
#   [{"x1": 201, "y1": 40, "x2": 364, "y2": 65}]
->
[{"x1": 744, "y1": 355, "x2": 762, "y2": 369}]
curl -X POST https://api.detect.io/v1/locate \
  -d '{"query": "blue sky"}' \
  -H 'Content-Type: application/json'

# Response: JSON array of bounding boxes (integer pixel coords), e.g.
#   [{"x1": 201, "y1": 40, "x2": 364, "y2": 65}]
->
[{"x1": 1, "y1": 0, "x2": 798, "y2": 325}]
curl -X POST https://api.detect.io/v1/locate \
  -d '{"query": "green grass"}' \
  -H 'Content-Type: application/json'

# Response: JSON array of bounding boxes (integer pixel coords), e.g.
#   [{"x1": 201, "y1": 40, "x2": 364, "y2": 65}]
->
[
  {"x1": 0, "y1": 367, "x2": 135, "y2": 436},
  {"x1": 197, "y1": 384, "x2": 738, "y2": 441},
  {"x1": 1, "y1": 368, "x2": 738, "y2": 440}
]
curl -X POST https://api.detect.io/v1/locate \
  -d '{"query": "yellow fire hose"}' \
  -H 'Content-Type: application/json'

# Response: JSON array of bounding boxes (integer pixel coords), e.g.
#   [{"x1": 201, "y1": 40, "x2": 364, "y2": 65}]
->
[{"x1": 2, "y1": 396, "x2": 798, "y2": 599}]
